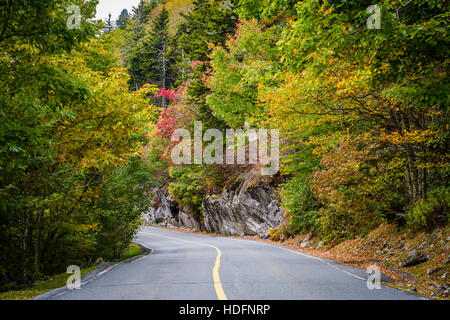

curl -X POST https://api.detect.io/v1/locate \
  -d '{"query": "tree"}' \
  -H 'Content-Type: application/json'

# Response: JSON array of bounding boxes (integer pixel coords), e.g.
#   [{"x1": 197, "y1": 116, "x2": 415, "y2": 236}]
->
[
  {"x1": 0, "y1": 0, "x2": 159, "y2": 289},
  {"x1": 0, "y1": 0, "x2": 98, "y2": 285},
  {"x1": 104, "y1": 13, "x2": 114, "y2": 34},
  {"x1": 207, "y1": 20, "x2": 280, "y2": 128},
  {"x1": 236, "y1": 0, "x2": 297, "y2": 21},
  {"x1": 116, "y1": 9, "x2": 130, "y2": 29},
  {"x1": 274, "y1": 0, "x2": 449, "y2": 206},
  {"x1": 0, "y1": 0, "x2": 98, "y2": 52},
  {"x1": 229, "y1": 0, "x2": 450, "y2": 236},
  {"x1": 174, "y1": 0, "x2": 237, "y2": 127},
  {"x1": 130, "y1": 0, "x2": 161, "y2": 42},
  {"x1": 176, "y1": 0, "x2": 238, "y2": 61},
  {"x1": 150, "y1": 8, "x2": 177, "y2": 107},
  {"x1": 128, "y1": 7, "x2": 178, "y2": 107}
]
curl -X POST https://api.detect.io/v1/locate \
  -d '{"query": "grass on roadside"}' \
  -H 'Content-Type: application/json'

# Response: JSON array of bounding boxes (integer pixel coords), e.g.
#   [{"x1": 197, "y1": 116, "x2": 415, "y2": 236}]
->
[
  {"x1": 0, "y1": 266, "x2": 96, "y2": 300},
  {"x1": 119, "y1": 243, "x2": 143, "y2": 261},
  {"x1": 0, "y1": 243, "x2": 144, "y2": 300}
]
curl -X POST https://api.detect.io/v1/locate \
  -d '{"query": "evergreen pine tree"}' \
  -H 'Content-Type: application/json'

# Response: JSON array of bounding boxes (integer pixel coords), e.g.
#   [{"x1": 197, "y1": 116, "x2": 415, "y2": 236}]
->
[
  {"x1": 104, "y1": 13, "x2": 114, "y2": 34},
  {"x1": 128, "y1": 7, "x2": 178, "y2": 108},
  {"x1": 176, "y1": 0, "x2": 237, "y2": 61},
  {"x1": 116, "y1": 9, "x2": 130, "y2": 30},
  {"x1": 175, "y1": 0, "x2": 237, "y2": 128},
  {"x1": 150, "y1": 8, "x2": 177, "y2": 108},
  {"x1": 131, "y1": 0, "x2": 160, "y2": 42}
]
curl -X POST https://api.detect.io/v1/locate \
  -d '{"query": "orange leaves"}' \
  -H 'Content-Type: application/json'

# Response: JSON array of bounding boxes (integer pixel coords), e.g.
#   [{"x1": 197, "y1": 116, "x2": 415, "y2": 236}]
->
[
  {"x1": 379, "y1": 129, "x2": 441, "y2": 145},
  {"x1": 308, "y1": 139, "x2": 400, "y2": 238},
  {"x1": 318, "y1": 5, "x2": 333, "y2": 16}
]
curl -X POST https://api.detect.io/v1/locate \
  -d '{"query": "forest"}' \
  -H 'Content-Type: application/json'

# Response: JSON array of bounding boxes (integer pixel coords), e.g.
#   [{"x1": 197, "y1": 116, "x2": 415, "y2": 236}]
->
[{"x1": 0, "y1": 0, "x2": 448, "y2": 292}]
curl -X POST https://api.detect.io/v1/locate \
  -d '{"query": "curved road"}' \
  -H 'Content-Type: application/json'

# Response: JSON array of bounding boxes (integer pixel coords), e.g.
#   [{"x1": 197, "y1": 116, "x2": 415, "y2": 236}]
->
[{"x1": 40, "y1": 226, "x2": 424, "y2": 300}]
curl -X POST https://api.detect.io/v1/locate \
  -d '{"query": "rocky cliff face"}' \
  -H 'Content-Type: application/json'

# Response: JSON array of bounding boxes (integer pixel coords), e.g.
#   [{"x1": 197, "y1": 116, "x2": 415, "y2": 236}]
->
[
  {"x1": 142, "y1": 171, "x2": 285, "y2": 238},
  {"x1": 142, "y1": 187, "x2": 203, "y2": 231},
  {"x1": 202, "y1": 179, "x2": 284, "y2": 238}
]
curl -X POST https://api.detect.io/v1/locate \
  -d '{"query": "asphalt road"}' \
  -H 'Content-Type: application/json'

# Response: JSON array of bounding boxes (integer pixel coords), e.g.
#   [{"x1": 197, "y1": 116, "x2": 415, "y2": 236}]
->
[{"x1": 39, "y1": 226, "x2": 425, "y2": 300}]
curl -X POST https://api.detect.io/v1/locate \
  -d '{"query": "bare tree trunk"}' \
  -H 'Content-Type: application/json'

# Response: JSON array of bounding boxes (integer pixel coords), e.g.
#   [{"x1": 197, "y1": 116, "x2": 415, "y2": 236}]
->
[
  {"x1": 22, "y1": 211, "x2": 33, "y2": 280},
  {"x1": 405, "y1": 145, "x2": 428, "y2": 203},
  {"x1": 34, "y1": 212, "x2": 42, "y2": 275},
  {"x1": 161, "y1": 43, "x2": 167, "y2": 109},
  {"x1": 23, "y1": 222, "x2": 29, "y2": 279},
  {"x1": 402, "y1": 109, "x2": 429, "y2": 203},
  {"x1": 181, "y1": 49, "x2": 186, "y2": 78}
]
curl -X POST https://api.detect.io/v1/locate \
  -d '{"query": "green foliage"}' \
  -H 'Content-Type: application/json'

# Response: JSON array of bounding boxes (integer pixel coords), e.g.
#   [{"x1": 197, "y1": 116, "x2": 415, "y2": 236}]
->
[
  {"x1": 128, "y1": 7, "x2": 178, "y2": 103},
  {"x1": 116, "y1": 9, "x2": 130, "y2": 29},
  {"x1": 406, "y1": 186, "x2": 450, "y2": 231},
  {"x1": 174, "y1": 0, "x2": 237, "y2": 128},
  {"x1": 185, "y1": 66, "x2": 228, "y2": 130},
  {"x1": 168, "y1": 166, "x2": 208, "y2": 216},
  {"x1": 143, "y1": 135, "x2": 171, "y2": 188},
  {"x1": 2, "y1": 0, "x2": 449, "y2": 292},
  {"x1": 281, "y1": 172, "x2": 320, "y2": 236},
  {"x1": 236, "y1": 0, "x2": 297, "y2": 21},
  {"x1": 0, "y1": 1, "x2": 158, "y2": 290},
  {"x1": 131, "y1": 0, "x2": 161, "y2": 41},
  {"x1": 95, "y1": 157, "x2": 153, "y2": 260},
  {"x1": 0, "y1": 266, "x2": 96, "y2": 300},
  {"x1": 83, "y1": 34, "x2": 122, "y2": 75},
  {"x1": 120, "y1": 243, "x2": 143, "y2": 261},
  {"x1": 176, "y1": 0, "x2": 237, "y2": 61},
  {"x1": 207, "y1": 19, "x2": 281, "y2": 127},
  {"x1": 0, "y1": 0, "x2": 99, "y2": 53}
]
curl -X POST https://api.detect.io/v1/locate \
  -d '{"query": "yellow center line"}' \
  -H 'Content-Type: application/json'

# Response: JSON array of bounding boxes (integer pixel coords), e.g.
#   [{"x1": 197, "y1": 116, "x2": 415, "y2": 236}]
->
[{"x1": 145, "y1": 232, "x2": 228, "y2": 300}]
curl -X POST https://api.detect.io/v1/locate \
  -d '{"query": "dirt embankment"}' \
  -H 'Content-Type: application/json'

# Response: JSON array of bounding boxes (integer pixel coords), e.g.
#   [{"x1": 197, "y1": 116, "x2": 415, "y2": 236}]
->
[{"x1": 271, "y1": 224, "x2": 449, "y2": 300}]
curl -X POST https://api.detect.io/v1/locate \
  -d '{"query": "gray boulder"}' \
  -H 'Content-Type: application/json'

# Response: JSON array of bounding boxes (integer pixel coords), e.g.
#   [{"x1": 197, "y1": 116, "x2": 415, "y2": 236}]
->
[{"x1": 400, "y1": 249, "x2": 428, "y2": 267}]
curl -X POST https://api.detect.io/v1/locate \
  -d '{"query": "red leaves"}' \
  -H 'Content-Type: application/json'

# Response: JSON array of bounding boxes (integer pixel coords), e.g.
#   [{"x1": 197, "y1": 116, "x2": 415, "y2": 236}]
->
[
  {"x1": 155, "y1": 107, "x2": 177, "y2": 139},
  {"x1": 200, "y1": 72, "x2": 209, "y2": 85},
  {"x1": 154, "y1": 88, "x2": 179, "y2": 103},
  {"x1": 191, "y1": 60, "x2": 206, "y2": 68}
]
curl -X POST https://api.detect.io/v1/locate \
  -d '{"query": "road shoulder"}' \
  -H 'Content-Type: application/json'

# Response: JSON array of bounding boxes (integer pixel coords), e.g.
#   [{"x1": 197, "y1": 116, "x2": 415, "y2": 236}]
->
[{"x1": 32, "y1": 243, "x2": 153, "y2": 300}]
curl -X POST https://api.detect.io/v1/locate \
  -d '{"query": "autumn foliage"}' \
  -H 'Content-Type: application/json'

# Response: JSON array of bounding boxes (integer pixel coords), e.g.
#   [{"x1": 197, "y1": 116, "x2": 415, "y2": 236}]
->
[{"x1": 1, "y1": 0, "x2": 448, "y2": 292}]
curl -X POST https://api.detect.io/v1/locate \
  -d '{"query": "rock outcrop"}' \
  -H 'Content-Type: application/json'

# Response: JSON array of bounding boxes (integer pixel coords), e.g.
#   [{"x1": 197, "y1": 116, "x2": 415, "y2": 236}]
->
[
  {"x1": 399, "y1": 249, "x2": 428, "y2": 267},
  {"x1": 142, "y1": 187, "x2": 203, "y2": 231},
  {"x1": 142, "y1": 170, "x2": 285, "y2": 238},
  {"x1": 202, "y1": 183, "x2": 284, "y2": 238}
]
